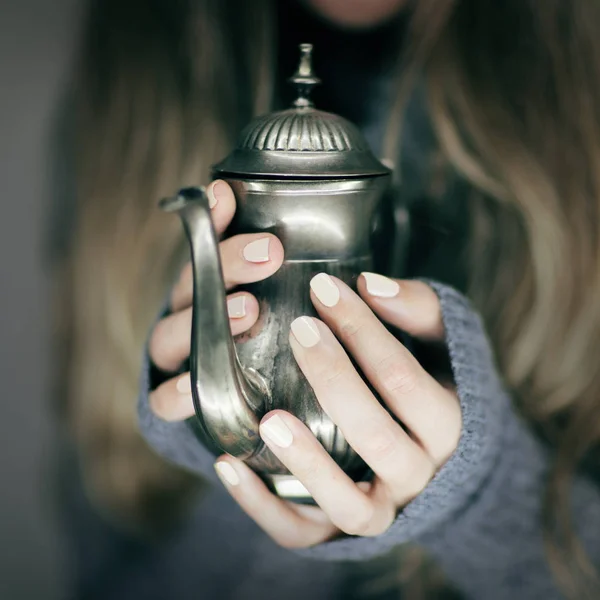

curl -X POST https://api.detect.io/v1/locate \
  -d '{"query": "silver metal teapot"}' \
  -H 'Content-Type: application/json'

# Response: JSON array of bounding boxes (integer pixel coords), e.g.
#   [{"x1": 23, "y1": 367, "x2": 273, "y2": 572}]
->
[{"x1": 161, "y1": 44, "x2": 392, "y2": 500}]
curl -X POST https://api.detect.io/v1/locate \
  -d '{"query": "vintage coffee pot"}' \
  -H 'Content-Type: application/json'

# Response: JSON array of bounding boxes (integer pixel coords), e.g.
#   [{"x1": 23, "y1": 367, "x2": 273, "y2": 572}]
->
[{"x1": 161, "y1": 44, "x2": 392, "y2": 500}]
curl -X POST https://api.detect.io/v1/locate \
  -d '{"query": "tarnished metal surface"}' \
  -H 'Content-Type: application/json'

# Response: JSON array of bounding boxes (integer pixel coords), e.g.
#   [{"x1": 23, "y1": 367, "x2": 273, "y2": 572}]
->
[{"x1": 162, "y1": 44, "x2": 393, "y2": 500}]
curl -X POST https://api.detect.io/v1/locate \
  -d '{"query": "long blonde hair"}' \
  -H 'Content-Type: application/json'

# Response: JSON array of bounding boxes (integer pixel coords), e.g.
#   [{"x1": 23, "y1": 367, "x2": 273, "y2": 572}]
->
[{"x1": 58, "y1": 0, "x2": 600, "y2": 594}]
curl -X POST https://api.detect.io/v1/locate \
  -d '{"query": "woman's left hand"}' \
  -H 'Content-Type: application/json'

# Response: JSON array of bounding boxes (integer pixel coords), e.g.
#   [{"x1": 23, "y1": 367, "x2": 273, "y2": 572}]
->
[{"x1": 214, "y1": 274, "x2": 462, "y2": 548}]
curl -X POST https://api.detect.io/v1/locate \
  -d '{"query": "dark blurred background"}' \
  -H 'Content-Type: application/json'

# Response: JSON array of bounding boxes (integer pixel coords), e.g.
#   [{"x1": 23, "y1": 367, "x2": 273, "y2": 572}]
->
[{"x1": 0, "y1": 0, "x2": 81, "y2": 597}]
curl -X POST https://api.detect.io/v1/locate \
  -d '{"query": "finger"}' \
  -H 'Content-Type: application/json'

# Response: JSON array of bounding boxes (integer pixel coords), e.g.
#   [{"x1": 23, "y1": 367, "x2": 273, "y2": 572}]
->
[
  {"x1": 289, "y1": 317, "x2": 435, "y2": 505},
  {"x1": 259, "y1": 410, "x2": 395, "y2": 536},
  {"x1": 206, "y1": 179, "x2": 237, "y2": 237},
  {"x1": 150, "y1": 370, "x2": 195, "y2": 421},
  {"x1": 150, "y1": 292, "x2": 258, "y2": 372},
  {"x1": 171, "y1": 263, "x2": 194, "y2": 313},
  {"x1": 308, "y1": 274, "x2": 460, "y2": 467},
  {"x1": 358, "y1": 274, "x2": 444, "y2": 342},
  {"x1": 170, "y1": 233, "x2": 284, "y2": 311},
  {"x1": 213, "y1": 456, "x2": 338, "y2": 548}
]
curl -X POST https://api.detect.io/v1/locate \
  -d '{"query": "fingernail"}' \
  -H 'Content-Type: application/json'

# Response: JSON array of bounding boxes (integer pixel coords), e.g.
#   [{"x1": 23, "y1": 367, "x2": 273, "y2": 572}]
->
[
  {"x1": 243, "y1": 238, "x2": 270, "y2": 263},
  {"x1": 260, "y1": 414, "x2": 293, "y2": 448},
  {"x1": 310, "y1": 273, "x2": 340, "y2": 307},
  {"x1": 290, "y1": 316, "x2": 320, "y2": 348},
  {"x1": 227, "y1": 296, "x2": 246, "y2": 319},
  {"x1": 362, "y1": 272, "x2": 400, "y2": 298},
  {"x1": 176, "y1": 373, "x2": 191, "y2": 394},
  {"x1": 214, "y1": 461, "x2": 240, "y2": 486},
  {"x1": 207, "y1": 181, "x2": 225, "y2": 209}
]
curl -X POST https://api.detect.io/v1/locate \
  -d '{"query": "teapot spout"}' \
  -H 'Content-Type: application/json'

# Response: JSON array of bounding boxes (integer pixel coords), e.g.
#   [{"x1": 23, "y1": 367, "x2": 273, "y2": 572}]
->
[{"x1": 160, "y1": 187, "x2": 266, "y2": 459}]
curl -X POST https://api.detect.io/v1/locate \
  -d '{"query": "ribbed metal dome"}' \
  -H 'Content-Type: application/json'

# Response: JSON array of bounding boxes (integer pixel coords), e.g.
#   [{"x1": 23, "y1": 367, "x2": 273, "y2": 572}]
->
[
  {"x1": 238, "y1": 108, "x2": 369, "y2": 153},
  {"x1": 212, "y1": 44, "x2": 390, "y2": 179}
]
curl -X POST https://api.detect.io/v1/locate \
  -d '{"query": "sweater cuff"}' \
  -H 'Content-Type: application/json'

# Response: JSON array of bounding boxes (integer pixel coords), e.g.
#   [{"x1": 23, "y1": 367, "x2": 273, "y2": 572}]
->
[{"x1": 295, "y1": 282, "x2": 510, "y2": 561}]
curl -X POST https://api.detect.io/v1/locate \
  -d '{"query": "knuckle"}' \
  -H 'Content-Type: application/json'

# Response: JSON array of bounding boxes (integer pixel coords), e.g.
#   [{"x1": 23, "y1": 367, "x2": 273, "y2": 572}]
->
[
  {"x1": 305, "y1": 343, "x2": 351, "y2": 389},
  {"x1": 363, "y1": 425, "x2": 401, "y2": 464},
  {"x1": 320, "y1": 355, "x2": 351, "y2": 387},
  {"x1": 375, "y1": 351, "x2": 419, "y2": 396},
  {"x1": 337, "y1": 315, "x2": 367, "y2": 341},
  {"x1": 339, "y1": 501, "x2": 376, "y2": 537}
]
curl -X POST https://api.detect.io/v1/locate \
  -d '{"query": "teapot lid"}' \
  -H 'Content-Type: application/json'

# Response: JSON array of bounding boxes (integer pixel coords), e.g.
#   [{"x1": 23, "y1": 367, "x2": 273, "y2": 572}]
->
[{"x1": 212, "y1": 44, "x2": 390, "y2": 179}]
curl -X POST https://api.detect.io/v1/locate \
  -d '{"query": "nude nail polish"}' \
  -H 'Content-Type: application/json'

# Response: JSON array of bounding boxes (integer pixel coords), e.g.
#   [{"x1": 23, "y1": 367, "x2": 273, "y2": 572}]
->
[
  {"x1": 310, "y1": 273, "x2": 340, "y2": 307},
  {"x1": 260, "y1": 415, "x2": 293, "y2": 448},
  {"x1": 227, "y1": 296, "x2": 246, "y2": 319},
  {"x1": 243, "y1": 238, "x2": 270, "y2": 263},
  {"x1": 362, "y1": 272, "x2": 400, "y2": 298},
  {"x1": 290, "y1": 316, "x2": 320, "y2": 348},
  {"x1": 214, "y1": 461, "x2": 240, "y2": 486},
  {"x1": 207, "y1": 181, "x2": 224, "y2": 208}
]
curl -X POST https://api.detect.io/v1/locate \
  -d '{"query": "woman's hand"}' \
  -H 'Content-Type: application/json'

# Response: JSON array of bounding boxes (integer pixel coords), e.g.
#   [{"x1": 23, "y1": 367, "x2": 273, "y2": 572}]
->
[
  {"x1": 148, "y1": 180, "x2": 461, "y2": 549},
  {"x1": 212, "y1": 274, "x2": 461, "y2": 548}
]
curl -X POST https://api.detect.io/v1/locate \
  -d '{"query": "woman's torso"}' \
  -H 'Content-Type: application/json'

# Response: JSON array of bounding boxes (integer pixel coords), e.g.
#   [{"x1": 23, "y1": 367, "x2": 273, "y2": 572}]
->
[{"x1": 62, "y1": 2, "x2": 471, "y2": 599}]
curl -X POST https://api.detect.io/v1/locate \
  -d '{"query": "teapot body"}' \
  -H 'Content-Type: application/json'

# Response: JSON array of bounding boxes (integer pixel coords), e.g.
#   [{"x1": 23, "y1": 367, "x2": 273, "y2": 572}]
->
[
  {"x1": 224, "y1": 176, "x2": 390, "y2": 491},
  {"x1": 164, "y1": 43, "x2": 397, "y2": 500}
]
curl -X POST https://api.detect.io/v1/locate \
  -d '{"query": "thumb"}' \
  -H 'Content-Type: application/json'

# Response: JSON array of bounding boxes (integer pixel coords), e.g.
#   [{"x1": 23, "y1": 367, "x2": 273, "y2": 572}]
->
[
  {"x1": 357, "y1": 275, "x2": 445, "y2": 342},
  {"x1": 206, "y1": 179, "x2": 237, "y2": 236}
]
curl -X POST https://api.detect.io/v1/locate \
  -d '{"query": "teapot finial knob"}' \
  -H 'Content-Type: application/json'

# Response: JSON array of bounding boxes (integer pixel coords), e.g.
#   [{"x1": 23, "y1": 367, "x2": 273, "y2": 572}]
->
[{"x1": 289, "y1": 43, "x2": 321, "y2": 108}]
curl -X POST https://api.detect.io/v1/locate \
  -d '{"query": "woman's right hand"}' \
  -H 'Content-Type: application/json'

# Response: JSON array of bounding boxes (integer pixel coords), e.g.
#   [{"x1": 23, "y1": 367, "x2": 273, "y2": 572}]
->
[{"x1": 148, "y1": 179, "x2": 285, "y2": 420}]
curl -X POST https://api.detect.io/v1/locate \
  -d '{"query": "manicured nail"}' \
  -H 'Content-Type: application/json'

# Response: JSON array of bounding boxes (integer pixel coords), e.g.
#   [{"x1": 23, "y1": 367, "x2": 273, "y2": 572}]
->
[
  {"x1": 176, "y1": 373, "x2": 191, "y2": 394},
  {"x1": 207, "y1": 181, "x2": 225, "y2": 209},
  {"x1": 260, "y1": 414, "x2": 293, "y2": 448},
  {"x1": 214, "y1": 461, "x2": 240, "y2": 486},
  {"x1": 310, "y1": 273, "x2": 340, "y2": 307},
  {"x1": 290, "y1": 316, "x2": 320, "y2": 348},
  {"x1": 243, "y1": 238, "x2": 270, "y2": 263},
  {"x1": 362, "y1": 272, "x2": 400, "y2": 298},
  {"x1": 227, "y1": 295, "x2": 246, "y2": 319}
]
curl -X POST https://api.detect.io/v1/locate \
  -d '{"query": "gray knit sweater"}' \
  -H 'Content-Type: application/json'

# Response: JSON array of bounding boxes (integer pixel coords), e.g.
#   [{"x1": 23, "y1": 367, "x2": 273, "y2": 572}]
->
[{"x1": 135, "y1": 282, "x2": 600, "y2": 600}]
